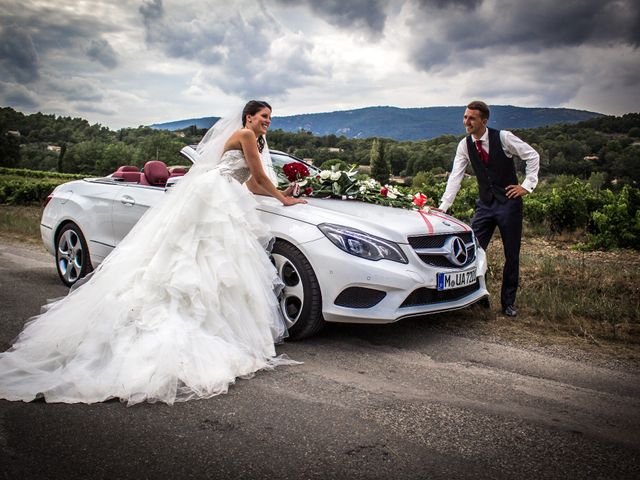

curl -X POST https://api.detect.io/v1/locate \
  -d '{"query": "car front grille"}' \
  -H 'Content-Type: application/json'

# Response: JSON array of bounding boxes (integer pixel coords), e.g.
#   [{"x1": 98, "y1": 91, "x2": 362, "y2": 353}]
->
[
  {"x1": 408, "y1": 232, "x2": 476, "y2": 268},
  {"x1": 400, "y1": 282, "x2": 480, "y2": 308},
  {"x1": 408, "y1": 232, "x2": 473, "y2": 249}
]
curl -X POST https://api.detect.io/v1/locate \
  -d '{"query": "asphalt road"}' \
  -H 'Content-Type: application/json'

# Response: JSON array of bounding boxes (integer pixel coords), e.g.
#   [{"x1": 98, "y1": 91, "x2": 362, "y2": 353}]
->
[{"x1": 1, "y1": 240, "x2": 639, "y2": 479}]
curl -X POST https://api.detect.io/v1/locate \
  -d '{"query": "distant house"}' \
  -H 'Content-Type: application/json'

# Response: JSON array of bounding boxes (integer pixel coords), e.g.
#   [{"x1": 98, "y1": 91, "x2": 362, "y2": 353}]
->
[
  {"x1": 390, "y1": 176, "x2": 407, "y2": 185},
  {"x1": 326, "y1": 147, "x2": 343, "y2": 153},
  {"x1": 357, "y1": 165, "x2": 371, "y2": 175},
  {"x1": 47, "y1": 145, "x2": 62, "y2": 153},
  {"x1": 174, "y1": 131, "x2": 186, "y2": 138},
  {"x1": 584, "y1": 155, "x2": 599, "y2": 161},
  {"x1": 7, "y1": 130, "x2": 20, "y2": 137}
]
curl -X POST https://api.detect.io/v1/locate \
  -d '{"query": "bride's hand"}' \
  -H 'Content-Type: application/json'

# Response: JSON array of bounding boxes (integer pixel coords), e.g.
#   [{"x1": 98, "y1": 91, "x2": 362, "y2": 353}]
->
[
  {"x1": 282, "y1": 184, "x2": 295, "y2": 197},
  {"x1": 282, "y1": 196, "x2": 307, "y2": 206}
]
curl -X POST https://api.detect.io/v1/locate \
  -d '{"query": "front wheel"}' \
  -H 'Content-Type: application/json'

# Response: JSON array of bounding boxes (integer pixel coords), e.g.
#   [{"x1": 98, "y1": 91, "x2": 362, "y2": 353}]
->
[
  {"x1": 55, "y1": 223, "x2": 92, "y2": 287},
  {"x1": 271, "y1": 240, "x2": 324, "y2": 340}
]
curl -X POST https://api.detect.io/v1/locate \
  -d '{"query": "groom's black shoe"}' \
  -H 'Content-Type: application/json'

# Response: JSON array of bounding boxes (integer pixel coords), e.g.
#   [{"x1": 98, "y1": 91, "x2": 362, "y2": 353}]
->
[{"x1": 502, "y1": 305, "x2": 518, "y2": 317}]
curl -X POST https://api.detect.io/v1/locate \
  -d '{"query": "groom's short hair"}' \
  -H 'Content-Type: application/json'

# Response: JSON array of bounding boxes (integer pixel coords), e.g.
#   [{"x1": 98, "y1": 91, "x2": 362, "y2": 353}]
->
[{"x1": 467, "y1": 101, "x2": 490, "y2": 120}]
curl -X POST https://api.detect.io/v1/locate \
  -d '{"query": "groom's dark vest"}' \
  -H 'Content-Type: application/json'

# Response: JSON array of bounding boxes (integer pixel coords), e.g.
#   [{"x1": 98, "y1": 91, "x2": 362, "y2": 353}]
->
[{"x1": 467, "y1": 128, "x2": 518, "y2": 205}]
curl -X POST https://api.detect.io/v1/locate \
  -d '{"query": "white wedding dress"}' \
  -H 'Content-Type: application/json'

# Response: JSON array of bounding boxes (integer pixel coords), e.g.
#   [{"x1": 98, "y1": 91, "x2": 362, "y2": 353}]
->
[{"x1": 0, "y1": 148, "x2": 297, "y2": 406}]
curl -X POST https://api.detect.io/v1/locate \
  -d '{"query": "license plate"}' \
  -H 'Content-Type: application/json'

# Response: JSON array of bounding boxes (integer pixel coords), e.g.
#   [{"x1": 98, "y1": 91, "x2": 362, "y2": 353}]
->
[{"x1": 437, "y1": 268, "x2": 477, "y2": 291}]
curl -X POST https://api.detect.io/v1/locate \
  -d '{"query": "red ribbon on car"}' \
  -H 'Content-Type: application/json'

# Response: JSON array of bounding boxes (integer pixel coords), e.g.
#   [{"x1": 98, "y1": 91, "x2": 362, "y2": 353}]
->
[
  {"x1": 416, "y1": 209, "x2": 471, "y2": 234},
  {"x1": 429, "y1": 211, "x2": 471, "y2": 232},
  {"x1": 417, "y1": 209, "x2": 434, "y2": 234}
]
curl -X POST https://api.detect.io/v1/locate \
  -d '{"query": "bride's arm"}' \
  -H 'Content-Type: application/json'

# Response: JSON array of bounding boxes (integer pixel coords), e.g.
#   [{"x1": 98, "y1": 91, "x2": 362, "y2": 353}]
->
[
  {"x1": 245, "y1": 177, "x2": 270, "y2": 196},
  {"x1": 240, "y1": 131, "x2": 306, "y2": 207},
  {"x1": 246, "y1": 176, "x2": 295, "y2": 197}
]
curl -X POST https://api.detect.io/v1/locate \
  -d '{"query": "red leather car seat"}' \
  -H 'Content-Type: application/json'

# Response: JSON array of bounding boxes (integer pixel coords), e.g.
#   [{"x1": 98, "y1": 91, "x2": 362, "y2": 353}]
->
[
  {"x1": 113, "y1": 166, "x2": 141, "y2": 183},
  {"x1": 140, "y1": 161, "x2": 170, "y2": 186},
  {"x1": 168, "y1": 167, "x2": 187, "y2": 177}
]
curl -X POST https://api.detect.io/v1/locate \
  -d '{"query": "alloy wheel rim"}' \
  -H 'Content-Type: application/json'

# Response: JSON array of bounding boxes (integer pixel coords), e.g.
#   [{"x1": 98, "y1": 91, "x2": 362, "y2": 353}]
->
[
  {"x1": 57, "y1": 229, "x2": 82, "y2": 283},
  {"x1": 272, "y1": 253, "x2": 304, "y2": 328}
]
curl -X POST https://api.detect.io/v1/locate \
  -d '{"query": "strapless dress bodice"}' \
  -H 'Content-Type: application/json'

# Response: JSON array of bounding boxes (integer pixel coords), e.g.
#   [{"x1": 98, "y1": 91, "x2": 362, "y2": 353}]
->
[{"x1": 217, "y1": 150, "x2": 251, "y2": 184}]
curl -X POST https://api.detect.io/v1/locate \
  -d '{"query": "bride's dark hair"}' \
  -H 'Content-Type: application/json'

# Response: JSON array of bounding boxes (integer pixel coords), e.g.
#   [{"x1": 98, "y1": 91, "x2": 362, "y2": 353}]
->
[{"x1": 242, "y1": 100, "x2": 272, "y2": 152}]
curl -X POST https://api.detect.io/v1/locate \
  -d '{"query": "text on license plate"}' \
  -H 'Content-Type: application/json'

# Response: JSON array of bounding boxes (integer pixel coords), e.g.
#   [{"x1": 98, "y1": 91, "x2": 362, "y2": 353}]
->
[{"x1": 437, "y1": 268, "x2": 477, "y2": 291}]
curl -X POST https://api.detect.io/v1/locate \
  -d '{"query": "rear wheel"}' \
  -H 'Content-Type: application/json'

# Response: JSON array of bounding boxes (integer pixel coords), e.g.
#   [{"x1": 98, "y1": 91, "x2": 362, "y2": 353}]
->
[
  {"x1": 56, "y1": 223, "x2": 92, "y2": 287},
  {"x1": 271, "y1": 240, "x2": 324, "y2": 340}
]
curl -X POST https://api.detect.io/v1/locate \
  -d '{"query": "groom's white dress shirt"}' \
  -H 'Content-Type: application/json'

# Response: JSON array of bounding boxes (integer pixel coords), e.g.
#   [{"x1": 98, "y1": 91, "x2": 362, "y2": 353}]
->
[{"x1": 439, "y1": 129, "x2": 540, "y2": 212}]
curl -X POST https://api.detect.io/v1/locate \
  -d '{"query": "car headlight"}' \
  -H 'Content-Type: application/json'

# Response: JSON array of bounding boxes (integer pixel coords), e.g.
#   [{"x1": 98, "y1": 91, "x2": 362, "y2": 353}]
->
[{"x1": 318, "y1": 223, "x2": 408, "y2": 264}]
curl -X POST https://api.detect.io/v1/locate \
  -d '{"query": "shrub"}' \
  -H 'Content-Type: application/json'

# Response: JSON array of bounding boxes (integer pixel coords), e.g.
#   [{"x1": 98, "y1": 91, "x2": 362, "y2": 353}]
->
[
  {"x1": 545, "y1": 180, "x2": 601, "y2": 233},
  {"x1": 523, "y1": 196, "x2": 547, "y2": 226},
  {"x1": 319, "y1": 159, "x2": 348, "y2": 171},
  {"x1": 0, "y1": 177, "x2": 64, "y2": 205},
  {"x1": 0, "y1": 167, "x2": 84, "y2": 179},
  {"x1": 584, "y1": 185, "x2": 640, "y2": 250}
]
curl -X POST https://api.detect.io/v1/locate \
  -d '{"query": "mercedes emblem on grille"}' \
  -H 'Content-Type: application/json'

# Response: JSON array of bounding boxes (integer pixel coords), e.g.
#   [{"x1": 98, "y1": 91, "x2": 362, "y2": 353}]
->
[{"x1": 446, "y1": 236, "x2": 468, "y2": 266}]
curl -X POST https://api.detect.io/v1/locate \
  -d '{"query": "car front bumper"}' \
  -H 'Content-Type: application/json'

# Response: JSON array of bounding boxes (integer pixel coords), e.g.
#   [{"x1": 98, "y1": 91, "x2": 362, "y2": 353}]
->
[{"x1": 298, "y1": 237, "x2": 489, "y2": 324}]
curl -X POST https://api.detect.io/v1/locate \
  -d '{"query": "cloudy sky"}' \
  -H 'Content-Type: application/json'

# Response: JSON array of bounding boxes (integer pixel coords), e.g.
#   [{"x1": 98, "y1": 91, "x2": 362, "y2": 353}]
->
[{"x1": 1, "y1": 0, "x2": 639, "y2": 129}]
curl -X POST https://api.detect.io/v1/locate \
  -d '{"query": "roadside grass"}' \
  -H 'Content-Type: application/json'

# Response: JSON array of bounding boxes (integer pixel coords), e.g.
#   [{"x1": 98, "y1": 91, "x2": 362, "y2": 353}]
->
[
  {"x1": 476, "y1": 236, "x2": 640, "y2": 350},
  {"x1": 2, "y1": 203, "x2": 639, "y2": 354},
  {"x1": 0, "y1": 204, "x2": 43, "y2": 244}
]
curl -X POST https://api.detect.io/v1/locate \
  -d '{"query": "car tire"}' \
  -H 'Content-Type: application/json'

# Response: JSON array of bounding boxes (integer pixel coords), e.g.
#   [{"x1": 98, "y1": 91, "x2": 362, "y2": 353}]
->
[
  {"x1": 55, "y1": 223, "x2": 92, "y2": 287},
  {"x1": 271, "y1": 240, "x2": 324, "y2": 340}
]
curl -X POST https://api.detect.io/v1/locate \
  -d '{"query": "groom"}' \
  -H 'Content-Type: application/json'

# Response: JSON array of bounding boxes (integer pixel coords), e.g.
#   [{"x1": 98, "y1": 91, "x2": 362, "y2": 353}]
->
[{"x1": 438, "y1": 101, "x2": 540, "y2": 317}]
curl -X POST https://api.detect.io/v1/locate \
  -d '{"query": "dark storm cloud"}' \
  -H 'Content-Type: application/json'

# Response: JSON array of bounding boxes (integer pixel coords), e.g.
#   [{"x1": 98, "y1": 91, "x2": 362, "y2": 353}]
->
[
  {"x1": 139, "y1": 1, "x2": 320, "y2": 97},
  {"x1": 407, "y1": 0, "x2": 640, "y2": 71},
  {"x1": 87, "y1": 39, "x2": 118, "y2": 69},
  {"x1": 0, "y1": 24, "x2": 40, "y2": 83},
  {"x1": 275, "y1": 0, "x2": 389, "y2": 34},
  {"x1": 0, "y1": 1, "x2": 123, "y2": 111},
  {"x1": 0, "y1": 82, "x2": 39, "y2": 109},
  {"x1": 139, "y1": 0, "x2": 164, "y2": 24},
  {"x1": 1, "y1": 2, "x2": 119, "y2": 56},
  {"x1": 76, "y1": 103, "x2": 116, "y2": 116},
  {"x1": 46, "y1": 77, "x2": 105, "y2": 103},
  {"x1": 212, "y1": 35, "x2": 320, "y2": 98},
  {"x1": 414, "y1": 0, "x2": 481, "y2": 9},
  {"x1": 139, "y1": 0, "x2": 227, "y2": 63}
]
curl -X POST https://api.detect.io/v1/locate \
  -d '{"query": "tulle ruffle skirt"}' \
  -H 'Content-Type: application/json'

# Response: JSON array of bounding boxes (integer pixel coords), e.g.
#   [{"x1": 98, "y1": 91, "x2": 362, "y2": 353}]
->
[{"x1": 0, "y1": 170, "x2": 296, "y2": 405}]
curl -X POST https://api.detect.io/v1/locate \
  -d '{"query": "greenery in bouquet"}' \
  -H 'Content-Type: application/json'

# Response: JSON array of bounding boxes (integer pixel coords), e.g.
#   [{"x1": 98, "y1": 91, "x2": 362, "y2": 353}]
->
[{"x1": 278, "y1": 162, "x2": 433, "y2": 210}]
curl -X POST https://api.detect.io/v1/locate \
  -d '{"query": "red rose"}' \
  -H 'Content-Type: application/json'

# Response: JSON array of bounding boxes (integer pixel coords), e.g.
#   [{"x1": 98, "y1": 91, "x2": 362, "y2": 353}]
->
[
  {"x1": 282, "y1": 162, "x2": 310, "y2": 182},
  {"x1": 304, "y1": 187, "x2": 313, "y2": 196},
  {"x1": 413, "y1": 192, "x2": 428, "y2": 207},
  {"x1": 380, "y1": 186, "x2": 388, "y2": 197}
]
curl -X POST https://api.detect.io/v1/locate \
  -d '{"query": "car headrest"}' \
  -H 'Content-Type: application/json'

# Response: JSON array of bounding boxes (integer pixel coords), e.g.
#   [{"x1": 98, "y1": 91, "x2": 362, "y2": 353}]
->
[
  {"x1": 115, "y1": 166, "x2": 139, "y2": 173},
  {"x1": 168, "y1": 167, "x2": 187, "y2": 176},
  {"x1": 143, "y1": 160, "x2": 170, "y2": 186}
]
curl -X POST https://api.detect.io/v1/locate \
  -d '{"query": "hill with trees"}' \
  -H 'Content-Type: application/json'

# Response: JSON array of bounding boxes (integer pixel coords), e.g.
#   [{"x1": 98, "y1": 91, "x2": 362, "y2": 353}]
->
[
  {"x1": 1, "y1": 106, "x2": 638, "y2": 189},
  {"x1": 150, "y1": 105, "x2": 602, "y2": 141}
]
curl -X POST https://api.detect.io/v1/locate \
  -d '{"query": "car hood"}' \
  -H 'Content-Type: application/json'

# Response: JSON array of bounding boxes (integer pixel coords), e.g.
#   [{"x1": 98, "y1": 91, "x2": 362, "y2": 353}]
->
[{"x1": 256, "y1": 196, "x2": 471, "y2": 244}]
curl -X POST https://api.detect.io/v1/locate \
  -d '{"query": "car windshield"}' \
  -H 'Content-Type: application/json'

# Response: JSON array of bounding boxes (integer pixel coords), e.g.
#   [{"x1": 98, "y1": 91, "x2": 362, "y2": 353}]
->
[{"x1": 270, "y1": 152, "x2": 319, "y2": 183}]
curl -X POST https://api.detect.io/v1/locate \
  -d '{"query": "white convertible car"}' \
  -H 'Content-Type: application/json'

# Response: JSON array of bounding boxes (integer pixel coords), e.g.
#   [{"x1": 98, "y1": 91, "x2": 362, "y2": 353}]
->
[{"x1": 40, "y1": 147, "x2": 488, "y2": 339}]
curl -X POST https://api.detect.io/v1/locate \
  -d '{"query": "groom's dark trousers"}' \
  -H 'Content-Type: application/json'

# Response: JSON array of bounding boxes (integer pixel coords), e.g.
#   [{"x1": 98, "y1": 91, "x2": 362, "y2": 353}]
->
[
  {"x1": 466, "y1": 128, "x2": 523, "y2": 309},
  {"x1": 471, "y1": 197, "x2": 522, "y2": 309}
]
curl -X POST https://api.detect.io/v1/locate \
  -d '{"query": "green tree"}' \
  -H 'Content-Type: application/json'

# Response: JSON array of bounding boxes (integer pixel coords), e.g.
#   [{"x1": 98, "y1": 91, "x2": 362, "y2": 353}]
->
[
  {"x1": 370, "y1": 138, "x2": 390, "y2": 184},
  {"x1": 0, "y1": 132, "x2": 20, "y2": 167},
  {"x1": 57, "y1": 143, "x2": 66, "y2": 173},
  {"x1": 319, "y1": 159, "x2": 348, "y2": 171},
  {"x1": 386, "y1": 145, "x2": 408, "y2": 175}
]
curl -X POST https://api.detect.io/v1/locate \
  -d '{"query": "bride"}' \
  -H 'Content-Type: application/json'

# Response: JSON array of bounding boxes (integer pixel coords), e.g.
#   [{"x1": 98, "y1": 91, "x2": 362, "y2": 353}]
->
[{"x1": 0, "y1": 100, "x2": 306, "y2": 405}]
